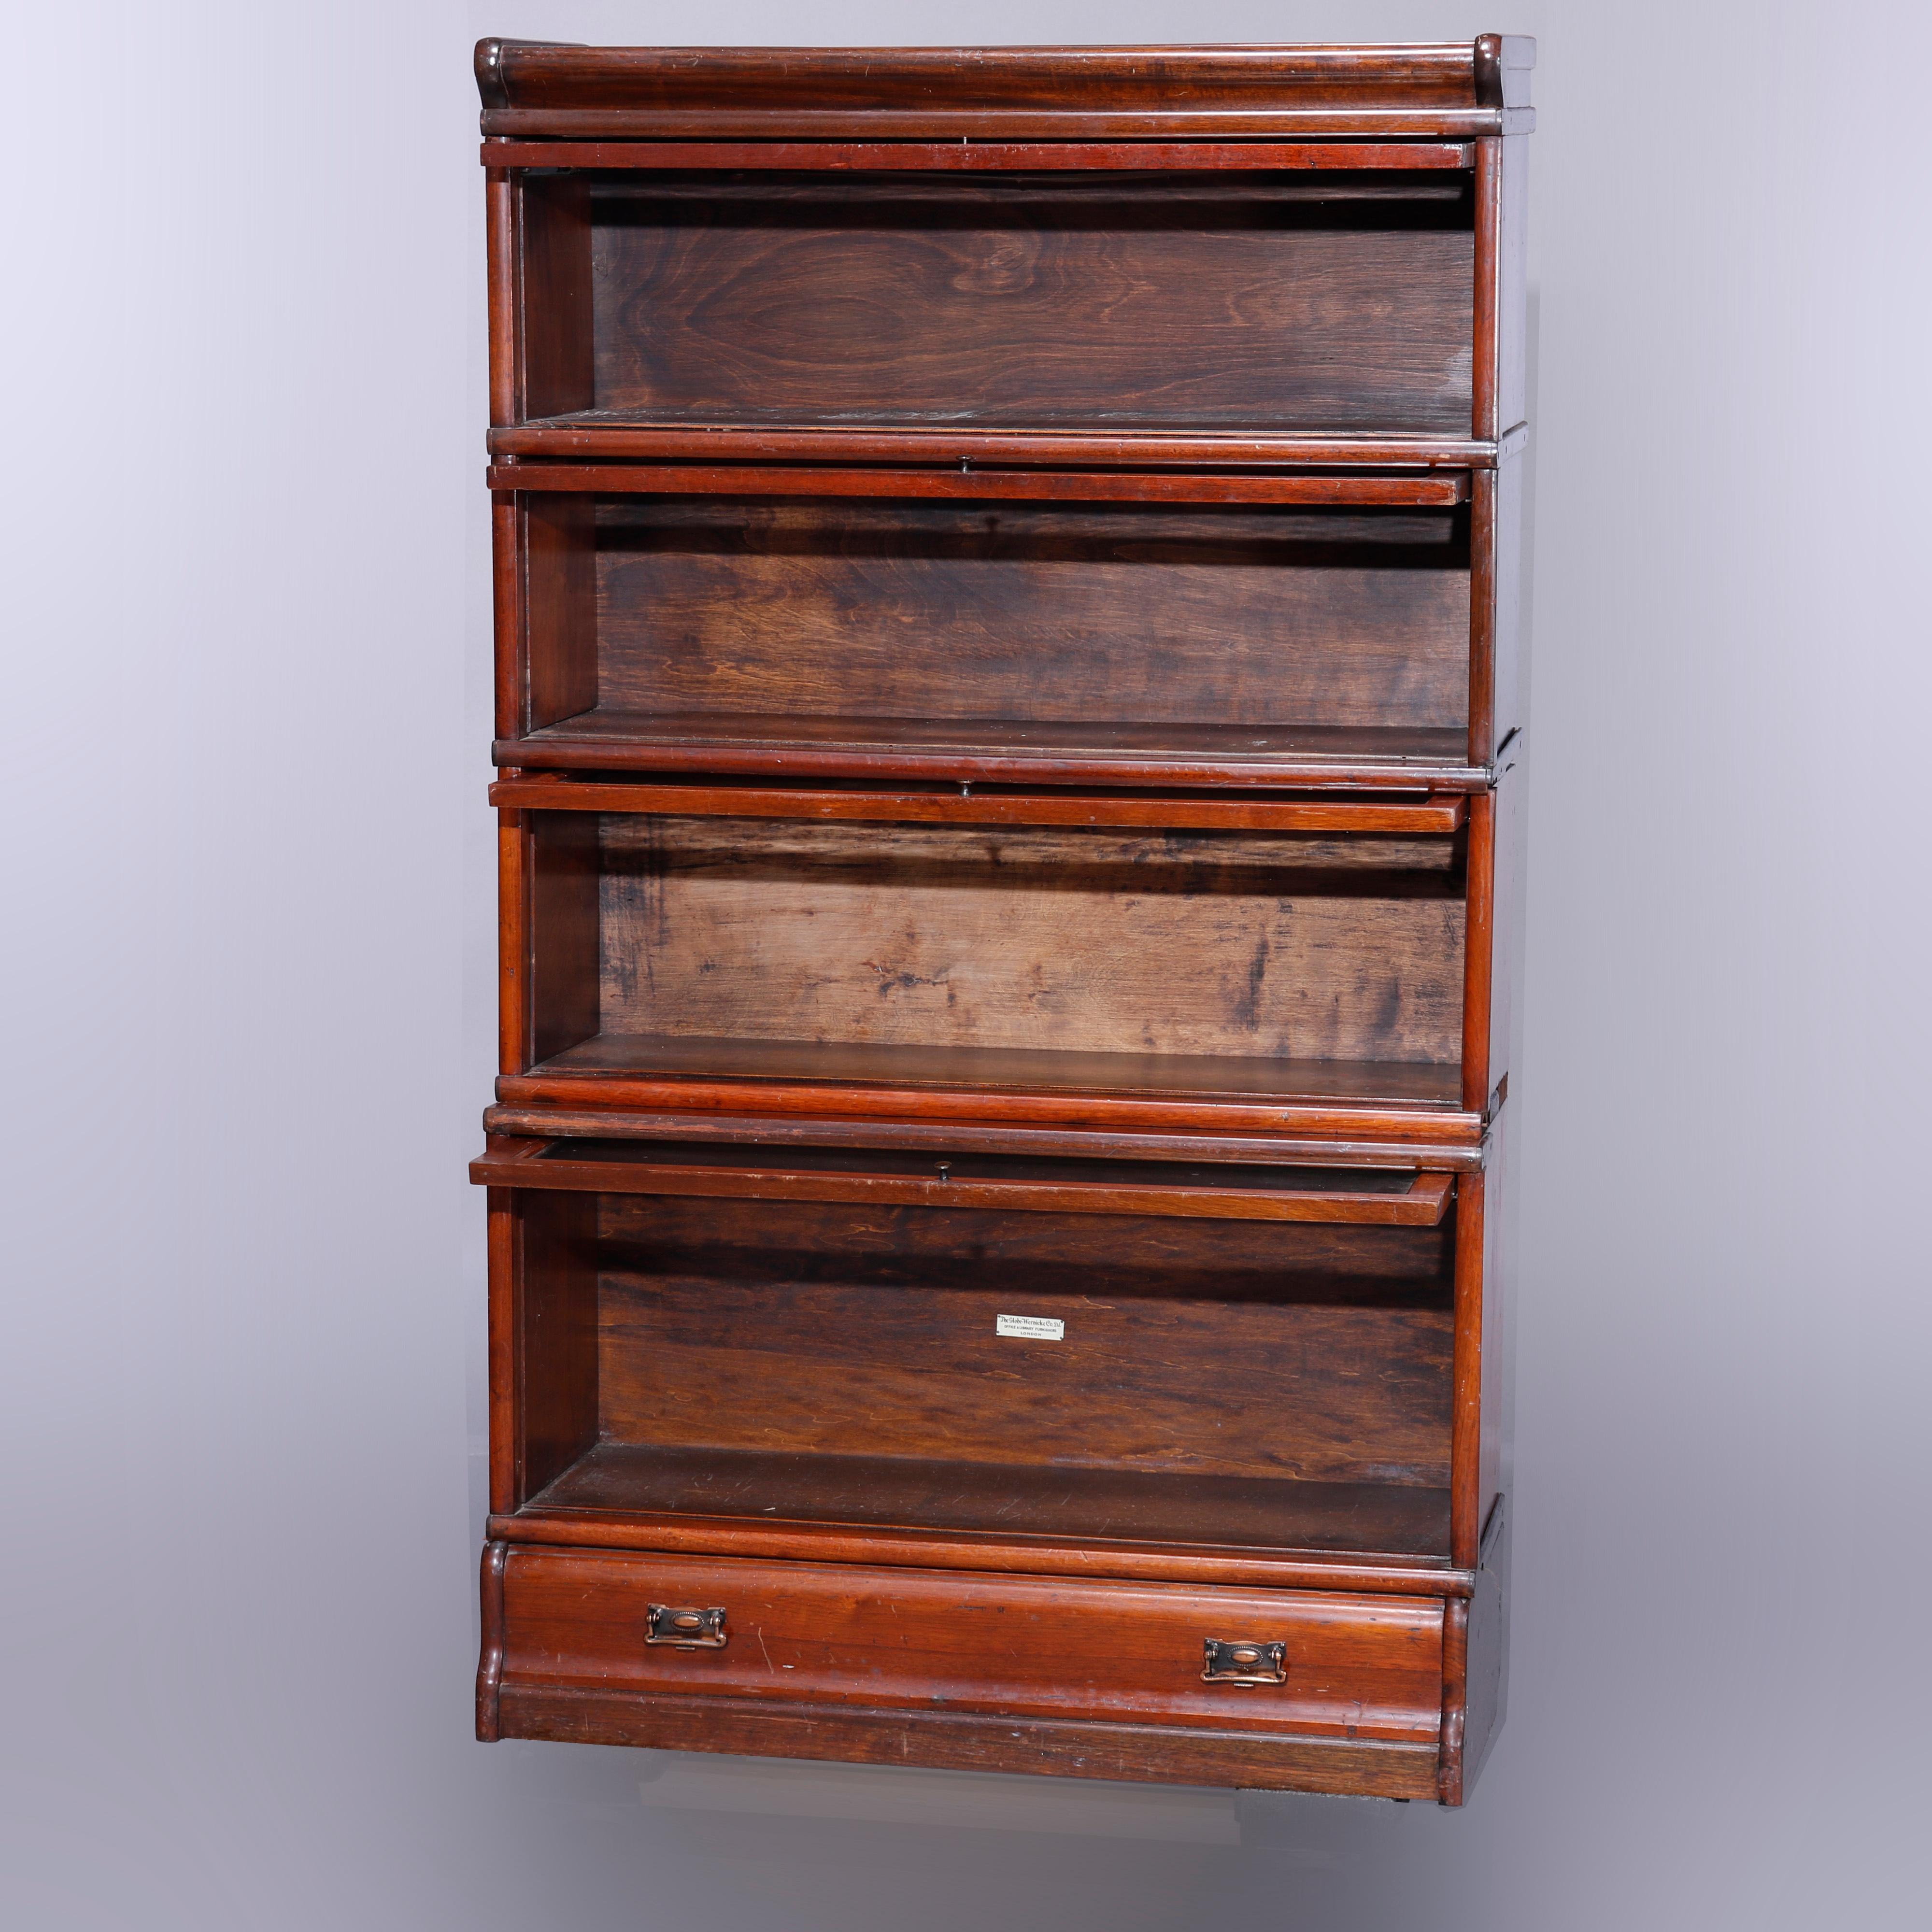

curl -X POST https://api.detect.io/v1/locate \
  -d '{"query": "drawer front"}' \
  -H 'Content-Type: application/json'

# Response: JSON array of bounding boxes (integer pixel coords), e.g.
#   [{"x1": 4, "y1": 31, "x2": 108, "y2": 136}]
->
[{"x1": 498, "y1": 1548, "x2": 1444, "y2": 1741}]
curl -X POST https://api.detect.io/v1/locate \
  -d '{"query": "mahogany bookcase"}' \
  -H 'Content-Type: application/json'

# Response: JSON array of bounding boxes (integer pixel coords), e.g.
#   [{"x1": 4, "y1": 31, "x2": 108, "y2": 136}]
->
[{"x1": 471, "y1": 35, "x2": 1533, "y2": 1804}]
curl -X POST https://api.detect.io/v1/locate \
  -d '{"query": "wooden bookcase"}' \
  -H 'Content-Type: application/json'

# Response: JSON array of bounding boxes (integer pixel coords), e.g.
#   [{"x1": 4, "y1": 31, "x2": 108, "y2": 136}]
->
[{"x1": 472, "y1": 35, "x2": 1533, "y2": 1804}]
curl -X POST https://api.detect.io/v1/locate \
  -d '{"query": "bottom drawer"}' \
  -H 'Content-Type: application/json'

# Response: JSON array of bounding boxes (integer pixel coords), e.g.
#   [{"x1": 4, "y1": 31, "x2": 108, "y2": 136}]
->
[{"x1": 482, "y1": 1546, "x2": 1447, "y2": 1790}]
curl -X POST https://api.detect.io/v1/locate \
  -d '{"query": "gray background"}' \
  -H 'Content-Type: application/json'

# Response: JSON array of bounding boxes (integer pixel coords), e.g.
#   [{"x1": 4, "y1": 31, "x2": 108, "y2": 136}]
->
[{"x1": 7, "y1": 2, "x2": 1928, "y2": 1926}]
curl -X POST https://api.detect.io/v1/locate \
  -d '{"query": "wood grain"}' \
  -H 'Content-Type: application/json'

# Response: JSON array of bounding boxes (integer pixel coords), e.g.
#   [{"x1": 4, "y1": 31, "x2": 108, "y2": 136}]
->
[
  {"x1": 526, "y1": 1444, "x2": 1450, "y2": 1561},
  {"x1": 493, "y1": 464, "x2": 1472, "y2": 507},
  {"x1": 493, "y1": 776, "x2": 1470, "y2": 837},
  {"x1": 596, "y1": 1275, "x2": 1450, "y2": 1485},
  {"x1": 587, "y1": 1191, "x2": 1452, "y2": 1485},
  {"x1": 506, "y1": 710, "x2": 1485, "y2": 791},
  {"x1": 469, "y1": 1138, "x2": 1456, "y2": 1226},
  {"x1": 591, "y1": 177, "x2": 1473, "y2": 433},
  {"x1": 476, "y1": 1541, "x2": 508, "y2": 1741},
  {"x1": 494, "y1": 1496, "x2": 1461, "y2": 1592},
  {"x1": 491, "y1": 420, "x2": 1506, "y2": 468},
  {"x1": 516, "y1": 1191, "x2": 599, "y2": 1504},
  {"x1": 478, "y1": 32, "x2": 1538, "y2": 1804},
  {"x1": 497, "y1": 1682, "x2": 1444, "y2": 1793},
  {"x1": 496, "y1": 1545, "x2": 1446, "y2": 1739},
  {"x1": 477, "y1": 1106, "x2": 1489, "y2": 1173},
  {"x1": 583, "y1": 497, "x2": 1469, "y2": 733},
  {"x1": 589, "y1": 815, "x2": 1466, "y2": 1066},
  {"x1": 489, "y1": 141, "x2": 1475, "y2": 172}
]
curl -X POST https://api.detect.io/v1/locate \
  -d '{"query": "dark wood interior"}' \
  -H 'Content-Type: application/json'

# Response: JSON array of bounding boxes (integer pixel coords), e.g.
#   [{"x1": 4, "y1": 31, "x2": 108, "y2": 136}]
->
[
  {"x1": 512, "y1": 493, "x2": 1473, "y2": 771},
  {"x1": 572, "y1": 172, "x2": 1473, "y2": 433},
  {"x1": 522, "y1": 811, "x2": 1469, "y2": 1108},
  {"x1": 507, "y1": 1183, "x2": 1455, "y2": 1561}
]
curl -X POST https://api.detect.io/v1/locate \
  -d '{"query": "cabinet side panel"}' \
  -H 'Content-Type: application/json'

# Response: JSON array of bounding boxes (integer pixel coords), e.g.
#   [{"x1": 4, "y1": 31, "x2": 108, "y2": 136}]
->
[
  {"x1": 525, "y1": 495, "x2": 598, "y2": 730},
  {"x1": 1495, "y1": 135, "x2": 1529, "y2": 434},
  {"x1": 1467, "y1": 469, "x2": 1495, "y2": 765},
  {"x1": 1491, "y1": 451, "x2": 1525, "y2": 759},
  {"x1": 486, "y1": 1189, "x2": 519, "y2": 1513},
  {"x1": 477, "y1": 1542, "x2": 509, "y2": 1741},
  {"x1": 1486, "y1": 754, "x2": 1525, "y2": 1111},
  {"x1": 520, "y1": 172, "x2": 595, "y2": 421},
  {"x1": 1461, "y1": 1496, "x2": 1511, "y2": 1794},
  {"x1": 530, "y1": 811, "x2": 601, "y2": 1064},
  {"x1": 1449, "y1": 1167, "x2": 1485, "y2": 1569},
  {"x1": 1459, "y1": 791, "x2": 1493, "y2": 1115},
  {"x1": 486, "y1": 173, "x2": 516, "y2": 425},
  {"x1": 518, "y1": 1191, "x2": 600, "y2": 1502},
  {"x1": 1480, "y1": 1106, "x2": 1516, "y2": 1534}
]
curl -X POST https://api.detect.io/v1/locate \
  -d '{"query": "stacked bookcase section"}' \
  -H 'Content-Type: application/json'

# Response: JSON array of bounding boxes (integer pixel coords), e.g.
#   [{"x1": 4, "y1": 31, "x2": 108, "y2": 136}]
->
[{"x1": 472, "y1": 34, "x2": 1533, "y2": 1804}]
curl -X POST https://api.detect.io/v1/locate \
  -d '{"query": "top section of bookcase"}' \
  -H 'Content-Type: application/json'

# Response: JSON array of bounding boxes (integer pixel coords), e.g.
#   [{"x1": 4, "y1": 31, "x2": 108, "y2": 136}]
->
[
  {"x1": 475, "y1": 39, "x2": 1536, "y2": 141},
  {"x1": 478, "y1": 40, "x2": 1533, "y2": 471}
]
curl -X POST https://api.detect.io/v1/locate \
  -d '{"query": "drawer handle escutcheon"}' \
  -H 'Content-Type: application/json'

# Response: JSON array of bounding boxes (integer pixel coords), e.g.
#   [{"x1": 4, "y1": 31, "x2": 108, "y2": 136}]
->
[
  {"x1": 1202, "y1": 1638, "x2": 1287, "y2": 1685},
  {"x1": 646, "y1": 1604, "x2": 727, "y2": 1648}
]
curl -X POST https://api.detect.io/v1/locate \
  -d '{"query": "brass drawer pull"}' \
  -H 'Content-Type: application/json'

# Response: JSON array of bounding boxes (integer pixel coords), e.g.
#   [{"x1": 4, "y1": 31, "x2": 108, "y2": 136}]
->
[
  {"x1": 646, "y1": 1604, "x2": 727, "y2": 1648},
  {"x1": 1202, "y1": 1638, "x2": 1286, "y2": 1685}
]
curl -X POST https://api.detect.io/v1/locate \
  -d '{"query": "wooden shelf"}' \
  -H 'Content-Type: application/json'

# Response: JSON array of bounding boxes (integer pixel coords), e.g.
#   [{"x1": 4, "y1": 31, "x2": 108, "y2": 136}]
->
[
  {"x1": 525, "y1": 1035, "x2": 1466, "y2": 1113},
  {"x1": 517, "y1": 1443, "x2": 1452, "y2": 1565},
  {"x1": 504, "y1": 710, "x2": 1487, "y2": 790},
  {"x1": 493, "y1": 414, "x2": 1506, "y2": 470}
]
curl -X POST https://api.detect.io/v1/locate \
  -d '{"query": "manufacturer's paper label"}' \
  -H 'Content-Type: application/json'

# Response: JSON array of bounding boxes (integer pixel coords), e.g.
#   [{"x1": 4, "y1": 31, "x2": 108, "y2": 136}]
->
[{"x1": 996, "y1": 1314, "x2": 1064, "y2": 1341}]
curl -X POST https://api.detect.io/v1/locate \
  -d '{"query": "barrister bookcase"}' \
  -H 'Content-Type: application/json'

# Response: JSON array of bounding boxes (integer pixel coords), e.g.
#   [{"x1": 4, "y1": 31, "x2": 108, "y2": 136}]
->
[{"x1": 472, "y1": 35, "x2": 1533, "y2": 1804}]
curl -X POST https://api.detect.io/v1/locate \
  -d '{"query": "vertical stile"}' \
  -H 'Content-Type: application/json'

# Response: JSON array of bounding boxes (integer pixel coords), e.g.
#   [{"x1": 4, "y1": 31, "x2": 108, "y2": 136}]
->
[
  {"x1": 498, "y1": 810, "x2": 530, "y2": 1074},
  {"x1": 484, "y1": 170, "x2": 518, "y2": 425},
  {"x1": 487, "y1": 1192, "x2": 520, "y2": 1515},
  {"x1": 1471, "y1": 136, "x2": 1502, "y2": 441},
  {"x1": 1449, "y1": 1166, "x2": 1488, "y2": 1569},
  {"x1": 1461, "y1": 788, "x2": 1497, "y2": 1117}
]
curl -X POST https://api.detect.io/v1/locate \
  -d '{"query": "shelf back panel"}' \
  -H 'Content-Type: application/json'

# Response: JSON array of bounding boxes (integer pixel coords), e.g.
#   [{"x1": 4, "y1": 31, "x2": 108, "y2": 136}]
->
[
  {"x1": 586, "y1": 173, "x2": 1474, "y2": 433},
  {"x1": 593, "y1": 1193, "x2": 1454, "y2": 1486},
  {"x1": 590, "y1": 497, "x2": 1470, "y2": 733}
]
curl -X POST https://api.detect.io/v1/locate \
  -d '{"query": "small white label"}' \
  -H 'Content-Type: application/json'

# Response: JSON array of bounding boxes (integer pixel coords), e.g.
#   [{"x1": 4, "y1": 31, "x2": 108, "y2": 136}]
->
[{"x1": 996, "y1": 1314, "x2": 1064, "y2": 1341}]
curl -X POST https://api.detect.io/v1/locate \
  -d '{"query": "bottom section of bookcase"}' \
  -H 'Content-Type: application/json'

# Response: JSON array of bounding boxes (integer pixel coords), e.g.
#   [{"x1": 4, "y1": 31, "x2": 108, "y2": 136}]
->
[
  {"x1": 493, "y1": 1683, "x2": 1444, "y2": 1799},
  {"x1": 477, "y1": 1533, "x2": 1508, "y2": 1802}
]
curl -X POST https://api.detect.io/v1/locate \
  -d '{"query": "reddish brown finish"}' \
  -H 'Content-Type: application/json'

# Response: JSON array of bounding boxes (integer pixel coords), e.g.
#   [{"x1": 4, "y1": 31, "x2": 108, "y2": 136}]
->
[
  {"x1": 1449, "y1": 1165, "x2": 1488, "y2": 1570},
  {"x1": 484, "y1": 175, "x2": 516, "y2": 425},
  {"x1": 495, "y1": 814, "x2": 527, "y2": 1073},
  {"x1": 485, "y1": 140, "x2": 1475, "y2": 172},
  {"x1": 494, "y1": 1546, "x2": 1445, "y2": 1738},
  {"x1": 484, "y1": 1192, "x2": 517, "y2": 1514},
  {"x1": 475, "y1": 38, "x2": 1536, "y2": 141},
  {"x1": 501, "y1": 1685, "x2": 1443, "y2": 1795},
  {"x1": 477, "y1": 1541, "x2": 508, "y2": 1741},
  {"x1": 497, "y1": 724, "x2": 1491, "y2": 793},
  {"x1": 1438, "y1": 1593, "x2": 1470, "y2": 1802},
  {"x1": 478, "y1": 1107, "x2": 1489, "y2": 1173},
  {"x1": 470, "y1": 1136, "x2": 1456, "y2": 1225},
  {"x1": 475, "y1": 35, "x2": 1531, "y2": 1803},
  {"x1": 1461, "y1": 788, "x2": 1498, "y2": 1117},
  {"x1": 490, "y1": 1505, "x2": 1470, "y2": 1599},
  {"x1": 1472, "y1": 138, "x2": 1501, "y2": 444},
  {"x1": 487, "y1": 464, "x2": 1470, "y2": 507},
  {"x1": 493, "y1": 423, "x2": 1506, "y2": 469},
  {"x1": 494, "y1": 1066, "x2": 1485, "y2": 1145},
  {"x1": 489, "y1": 776, "x2": 1468, "y2": 835}
]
